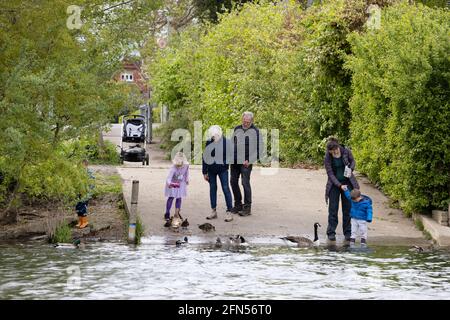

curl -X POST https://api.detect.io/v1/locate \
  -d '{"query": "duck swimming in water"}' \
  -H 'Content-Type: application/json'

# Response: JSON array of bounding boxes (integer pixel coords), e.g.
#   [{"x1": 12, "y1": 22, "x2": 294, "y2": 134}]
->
[
  {"x1": 176, "y1": 236, "x2": 188, "y2": 247},
  {"x1": 281, "y1": 222, "x2": 321, "y2": 247},
  {"x1": 54, "y1": 239, "x2": 82, "y2": 249},
  {"x1": 409, "y1": 245, "x2": 434, "y2": 253}
]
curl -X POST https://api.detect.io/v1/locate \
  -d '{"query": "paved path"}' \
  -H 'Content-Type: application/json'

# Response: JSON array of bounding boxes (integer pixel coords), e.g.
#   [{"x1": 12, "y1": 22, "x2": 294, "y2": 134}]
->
[{"x1": 104, "y1": 124, "x2": 428, "y2": 246}]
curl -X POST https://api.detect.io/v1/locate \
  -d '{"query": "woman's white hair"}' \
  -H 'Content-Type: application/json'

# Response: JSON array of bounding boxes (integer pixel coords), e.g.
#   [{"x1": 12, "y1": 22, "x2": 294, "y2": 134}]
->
[
  {"x1": 208, "y1": 125, "x2": 223, "y2": 141},
  {"x1": 172, "y1": 151, "x2": 189, "y2": 166}
]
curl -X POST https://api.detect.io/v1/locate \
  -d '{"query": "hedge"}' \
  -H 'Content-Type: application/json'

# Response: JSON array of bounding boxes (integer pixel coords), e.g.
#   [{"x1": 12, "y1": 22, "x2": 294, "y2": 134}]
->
[{"x1": 346, "y1": 2, "x2": 450, "y2": 213}]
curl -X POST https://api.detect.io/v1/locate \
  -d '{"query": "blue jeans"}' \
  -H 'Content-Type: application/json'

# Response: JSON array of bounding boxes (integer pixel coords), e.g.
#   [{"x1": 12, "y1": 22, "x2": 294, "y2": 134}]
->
[
  {"x1": 208, "y1": 170, "x2": 233, "y2": 210},
  {"x1": 327, "y1": 184, "x2": 352, "y2": 239}
]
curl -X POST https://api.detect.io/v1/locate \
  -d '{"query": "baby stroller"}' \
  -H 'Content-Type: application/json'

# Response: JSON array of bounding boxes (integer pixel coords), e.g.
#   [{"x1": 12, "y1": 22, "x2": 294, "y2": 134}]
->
[{"x1": 119, "y1": 115, "x2": 150, "y2": 165}]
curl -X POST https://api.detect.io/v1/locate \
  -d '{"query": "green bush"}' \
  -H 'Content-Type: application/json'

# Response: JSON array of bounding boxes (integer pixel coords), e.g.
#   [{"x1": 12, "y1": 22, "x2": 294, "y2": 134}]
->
[
  {"x1": 62, "y1": 136, "x2": 120, "y2": 165},
  {"x1": 346, "y1": 2, "x2": 450, "y2": 213}
]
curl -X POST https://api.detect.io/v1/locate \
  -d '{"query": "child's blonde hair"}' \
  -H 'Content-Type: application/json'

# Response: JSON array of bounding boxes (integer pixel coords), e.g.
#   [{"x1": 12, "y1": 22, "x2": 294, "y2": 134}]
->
[{"x1": 172, "y1": 151, "x2": 189, "y2": 166}]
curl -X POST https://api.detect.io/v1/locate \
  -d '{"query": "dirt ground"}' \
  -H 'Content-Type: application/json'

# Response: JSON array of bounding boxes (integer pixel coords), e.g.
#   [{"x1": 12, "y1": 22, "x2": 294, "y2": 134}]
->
[{"x1": 0, "y1": 166, "x2": 126, "y2": 243}]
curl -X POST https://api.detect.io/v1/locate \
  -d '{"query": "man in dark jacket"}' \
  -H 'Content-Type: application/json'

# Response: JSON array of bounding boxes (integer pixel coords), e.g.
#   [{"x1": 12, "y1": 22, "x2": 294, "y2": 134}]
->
[
  {"x1": 324, "y1": 138, "x2": 360, "y2": 243},
  {"x1": 230, "y1": 111, "x2": 263, "y2": 216}
]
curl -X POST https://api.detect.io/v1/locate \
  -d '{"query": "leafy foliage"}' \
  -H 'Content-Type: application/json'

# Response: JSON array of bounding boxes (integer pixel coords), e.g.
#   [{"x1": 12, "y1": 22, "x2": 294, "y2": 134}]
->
[
  {"x1": 0, "y1": 0, "x2": 148, "y2": 217},
  {"x1": 346, "y1": 2, "x2": 450, "y2": 213}
]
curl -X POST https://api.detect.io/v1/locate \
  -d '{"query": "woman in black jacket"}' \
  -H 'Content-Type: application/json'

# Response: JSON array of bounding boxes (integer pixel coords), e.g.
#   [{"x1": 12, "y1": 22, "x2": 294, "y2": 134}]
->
[
  {"x1": 324, "y1": 138, "x2": 360, "y2": 243},
  {"x1": 202, "y1": 125, "x2": 234, "y2": 222}
]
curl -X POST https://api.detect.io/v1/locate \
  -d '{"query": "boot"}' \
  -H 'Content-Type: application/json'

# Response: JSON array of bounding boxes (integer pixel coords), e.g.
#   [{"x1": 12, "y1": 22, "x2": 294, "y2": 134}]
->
[
  {"x1": 75, "y1": 216, "x2": 82, "y2": 228},
  {"x1": 230, "y1": 204, "x2": 243, "y2": 214},
  {"x1": 206, "y1": 209, "x2": 217, "y2": 220},
  {"x1": 238, "y1": 204, "x2": 251, "y2": 216},
  {"x1": 78, "y1": 216, "x2": 89, "y2": 229}
]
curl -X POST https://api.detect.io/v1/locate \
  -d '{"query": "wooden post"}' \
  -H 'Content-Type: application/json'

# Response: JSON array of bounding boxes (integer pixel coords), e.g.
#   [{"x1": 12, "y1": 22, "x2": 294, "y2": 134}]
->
[{"x1": 128, "y1": 180, "x2": 139, "y2": 244}]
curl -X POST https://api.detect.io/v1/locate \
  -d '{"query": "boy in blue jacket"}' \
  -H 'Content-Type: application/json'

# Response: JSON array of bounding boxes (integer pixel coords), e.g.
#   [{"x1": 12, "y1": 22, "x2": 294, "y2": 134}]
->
[{"x1": 342, "y1": 187, "x2": 373, "y2": 246}]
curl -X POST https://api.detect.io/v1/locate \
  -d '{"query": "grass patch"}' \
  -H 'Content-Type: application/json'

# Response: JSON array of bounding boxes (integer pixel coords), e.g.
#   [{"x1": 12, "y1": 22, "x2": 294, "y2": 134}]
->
[
  {"x1": 92, "y1": 173, "x2": 122, "y2": 197},
  {"x1": 415, "y1": 218, "x2": 425, "y2": 231},
  {"x1": 51, "y1": 223, "x2": 72, "y2": 244},
  {"x1": 423, "y1": 230, "x2": 433, "y2": 241},
  {"x1": 135, "y1": 217, "x2": 144, "y2": 245}
]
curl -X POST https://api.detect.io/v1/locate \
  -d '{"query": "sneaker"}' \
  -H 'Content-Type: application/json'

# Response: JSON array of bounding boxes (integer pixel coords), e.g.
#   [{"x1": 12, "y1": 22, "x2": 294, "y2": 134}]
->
[
  {"x1": 206, "y1": 209, "x2": 217, "y2": 220},
  {"x1": 361, "y1": 238, "x2": 367, "y2": 247},
  {"x1": 327, "y1": 235, "x2": 336, "y2": 243},
  {"x1": 230, "y1": 205, "x2": 243, "y2": 214},
  {"x1": 224, "y1": 212, "x2": 233, "y2": 222},
  {"x1": 349, "y1": 238, "x2": 356, "y2": 247},
  {"x1": 164, "y1": 219, "x2": 171, "y2": 227}
]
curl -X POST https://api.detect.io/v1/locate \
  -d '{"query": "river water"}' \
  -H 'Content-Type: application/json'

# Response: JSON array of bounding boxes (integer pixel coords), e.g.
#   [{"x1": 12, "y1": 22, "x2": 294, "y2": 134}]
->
[{"x1": 1, "y1": 238, "x2": 449, "y2": 300}]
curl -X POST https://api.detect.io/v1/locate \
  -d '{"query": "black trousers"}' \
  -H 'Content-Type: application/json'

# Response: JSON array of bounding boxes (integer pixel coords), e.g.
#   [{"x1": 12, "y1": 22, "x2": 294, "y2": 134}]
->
[
  {"x1": 327, "y1": 184, "x2": 352, "y2": 239},
  {"x1": 230, "y1": 164, "x2": 252, "y2": 207}
]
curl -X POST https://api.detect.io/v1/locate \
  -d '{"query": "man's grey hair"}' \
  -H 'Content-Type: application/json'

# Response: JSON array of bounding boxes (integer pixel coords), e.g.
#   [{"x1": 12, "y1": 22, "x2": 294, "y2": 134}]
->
[{"x1": 242, "y1": 111, "x2": 254, "y2": 120}]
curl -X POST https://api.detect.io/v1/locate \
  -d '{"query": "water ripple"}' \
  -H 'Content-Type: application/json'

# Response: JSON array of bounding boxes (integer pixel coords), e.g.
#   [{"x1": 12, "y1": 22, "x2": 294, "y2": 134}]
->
[{"x1": 0, "y1": 243, "x2": 449, "y2": 299}]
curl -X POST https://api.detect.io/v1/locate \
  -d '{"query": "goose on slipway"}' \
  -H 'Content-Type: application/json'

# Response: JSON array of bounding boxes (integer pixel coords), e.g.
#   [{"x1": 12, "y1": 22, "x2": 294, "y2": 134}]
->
[{"x1": 280, "y1": 222, "x2": 321, "y2": 247}]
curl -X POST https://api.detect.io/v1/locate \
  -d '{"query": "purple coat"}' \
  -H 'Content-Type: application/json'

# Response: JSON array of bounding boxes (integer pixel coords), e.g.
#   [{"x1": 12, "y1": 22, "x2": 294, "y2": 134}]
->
[
  {"x1": 324, "y1": 146, "x2": 359, "y2": 204},
  {"x1": 164, "y1": 164, "x2": 189, "y2": 198}
]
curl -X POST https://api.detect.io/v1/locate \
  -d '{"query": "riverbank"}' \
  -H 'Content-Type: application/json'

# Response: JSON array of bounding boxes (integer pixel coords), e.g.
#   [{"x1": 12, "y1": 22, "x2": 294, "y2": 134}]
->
[
  {"x1": 0, "y1": 166, "x2": 127, "y2": 243},
  {"x1": 101, "y1": 125, "x2": 431, "y2": 247}
]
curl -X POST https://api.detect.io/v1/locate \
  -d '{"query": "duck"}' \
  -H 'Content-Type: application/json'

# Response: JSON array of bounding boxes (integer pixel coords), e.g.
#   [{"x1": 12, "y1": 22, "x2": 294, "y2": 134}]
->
[
  {"x1": 214, "y1": 237, "x2": 222, "y2": 248},
  {"x1": 181, "y1": 218, "x2": 189, "y2": 228},
  {"x1": 176, "y1": 236, "x2": 188, "y2": 247},
  {"x1": 280, "y1": 222, "x2": 321, "y2": 247},
  {"x1": 54, "y1": 239, "x2": 82, "y2": 249},
  {"x1": 409, "y1": 245, "x2": 434, "y2": 253},
  {"x1": 170, "y1": 215, "x2": 183, "y2": 230},
  {"x1": 198, "y1": 223, "x2": 215, "y2": 232}
]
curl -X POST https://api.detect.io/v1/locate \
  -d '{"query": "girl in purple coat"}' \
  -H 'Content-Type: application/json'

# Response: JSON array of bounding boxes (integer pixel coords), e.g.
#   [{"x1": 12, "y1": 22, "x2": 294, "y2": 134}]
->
[{"x1": 164, "y1": 152, "x2": 189, "y2": 224}]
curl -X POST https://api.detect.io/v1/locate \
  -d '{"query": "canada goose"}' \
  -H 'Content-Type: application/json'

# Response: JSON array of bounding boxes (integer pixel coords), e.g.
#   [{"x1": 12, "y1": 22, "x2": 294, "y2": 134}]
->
[
  {"x1": 281, "y1": 222, "x2": 321, "y2": 247},
  {"x1": 176, "y1": 236, "x2": 188, "y2": 247},
  {"x1": 54, "y1": 239, "x2": 82, "y2": 249},
  {"x1": 198, "y1": 223, "x2": 215, "y2": 232}
]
